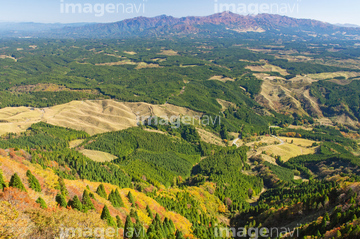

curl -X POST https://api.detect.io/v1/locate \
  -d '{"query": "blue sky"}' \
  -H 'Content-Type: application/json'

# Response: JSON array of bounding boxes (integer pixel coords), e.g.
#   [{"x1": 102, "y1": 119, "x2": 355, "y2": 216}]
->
[{"x1": 0, "y1": 0, "x2": 359, "y2": 25}]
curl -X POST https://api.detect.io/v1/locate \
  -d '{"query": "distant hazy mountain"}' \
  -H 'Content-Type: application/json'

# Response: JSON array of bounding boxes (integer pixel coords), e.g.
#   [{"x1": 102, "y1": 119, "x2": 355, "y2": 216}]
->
[
  {"x1": 0, "y1": 22, "x2": 91, "y2": 38},
  {"x1": 2, "y1": 12, "x2": 360, "y2": 39},
  {"x1": 335, "y1": 23, "x2": 360, "y2": 28}
]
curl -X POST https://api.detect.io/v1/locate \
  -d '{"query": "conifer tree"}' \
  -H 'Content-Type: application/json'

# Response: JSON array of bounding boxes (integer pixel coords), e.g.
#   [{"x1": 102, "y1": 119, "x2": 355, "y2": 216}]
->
[
  {"x1": 82, "y1": 190, "x2": 95, "y2": 212},
  {"x1": 175, "y1": 230, "x2": 185, "y2": 239},
  {"x1": 101, "y1": 205, "x2": 116, "y2": 227},
  {"x1": 116, "y1": 215, "x2": 123, "y2": 228},
  {"x1": 109, "y1": 190, "x2": 119, "y2": 207},
  {"x1": 127, "y1": 191, "x2": 135, "y2": 204},
  {"x1": 96, "y1": 184, "x2": 107, "y2": 199},
  {"x1": 124, "y1": 215, "x2": 134, "y2": 239},
  {"x1": 133, "y1": 220, "x2": 146, "y2": 239},
  {"x1": 58, "y1": 177, "x2": 68, "y2": 196},
  {"x1": 69, "y1": 195, "x2": 82, "y2": 211},
  {"x1": 146, "y1": 205, "x2": 153, "y2": 219},
  {"x1": 36, "y1": 197, "x2": 47, "y2": 209},
  {"x1": 0, "y1": 169, "x2": 7, "y2": 190},
  {"x1": 115, "y1": 189, "x2": 124, "y2": 207},
  {"x1": 26, "y1": 170, "x2": 41, "y2": 192},
  {"x1": 9, "y1": 173, "x2": 26, "y2": 192},
  {"x1": 56, "y1": 193, "x2": 67, "y2": 208}
]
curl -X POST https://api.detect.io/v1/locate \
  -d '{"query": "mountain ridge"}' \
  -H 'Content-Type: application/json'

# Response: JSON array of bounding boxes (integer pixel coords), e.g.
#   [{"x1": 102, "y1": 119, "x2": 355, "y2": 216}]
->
[{"x1": 2, "y1": 12, "x2": 360, "y2": 39}]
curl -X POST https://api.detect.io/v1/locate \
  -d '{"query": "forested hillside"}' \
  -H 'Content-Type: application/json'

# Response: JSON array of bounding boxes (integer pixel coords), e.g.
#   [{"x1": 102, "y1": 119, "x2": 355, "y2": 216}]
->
[{"x1": 1, "y1": 34, "x2": 360, "y2": 238}]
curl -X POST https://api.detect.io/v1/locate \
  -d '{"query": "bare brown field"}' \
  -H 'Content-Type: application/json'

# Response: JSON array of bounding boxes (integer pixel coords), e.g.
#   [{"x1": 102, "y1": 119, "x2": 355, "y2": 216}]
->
[
  {"x1": 197, "y1": 128, "x2": 225, "y2": 146},
  {"x1": 0, "y1": 107, "x2": 43, "y2": 135},
  {"x1": 246, "y1": 136, "x2": 317, "y2": 162},
  {"x1": 208, "y1": 75, "x2": 235, "y2": 82},
  {"x1": 252, "y1": 143, "x2": 317, "y2": 162},
  {"x1": 157, "y1": 50, "x2": 178, "y2": 56},
  {"x1": 288, "y1": 125, "x2": 313, "y2": 131},
  {"x1": 69, "y1": 139, "x2": 85, "y2": 148},
  {"x1": 331, "y1": 114, "x2": 359, "y2": 129},
  {"x1": 0, "y1": 100, "x2": 204, "y2": 136},
  {"x1": 275, "y1": 55, "x2": 314, "y2": 62},
  {"x1": 79, "y1": 149, "x2": 117, "y2": 162},
  {"x1": 246, "y1": 64, "x2": 289, "y2": 76},
  {"x1": 151, "y1": 58, "x2": 166, "y2": 62},
  {"x1": 143, "y1": 128, "x2": 166, "y2": 134},
  {"x1": 216, "y1": 99, "x2": 236, "y2": 112},
  {"x1": 95, "y1": 60, "x2": 161, "y2": 69},
  {"x1": 135, "y1": 62, "x2": 162, "y2": 69},
  {"x1": 0, "y1": 55, "x2": 17, "y2": 62},
  {"x1": 308, "y1": 71, "x2": 360, "y2": 80},
  {"x1": 255, "y1": 79, "x2": 307, "y2": 115},
  {"x1": 278, "y1": 137, "x2": 317, "y2": 147},
  {"x1": 123, "y1": 51, "x2": 137, "y2": 55},
  {"x1": 316, "y1": 117, "x2": 334, "y2": 126},
  {"x1": 95, "y1": 60, "x2": 137, "y2": 66}
]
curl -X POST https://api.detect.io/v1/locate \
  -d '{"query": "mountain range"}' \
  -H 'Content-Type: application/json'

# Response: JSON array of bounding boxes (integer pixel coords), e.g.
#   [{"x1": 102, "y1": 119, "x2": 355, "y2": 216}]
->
[{"x1": 2, "y1": 12, "x2": 360, "y2": 39}]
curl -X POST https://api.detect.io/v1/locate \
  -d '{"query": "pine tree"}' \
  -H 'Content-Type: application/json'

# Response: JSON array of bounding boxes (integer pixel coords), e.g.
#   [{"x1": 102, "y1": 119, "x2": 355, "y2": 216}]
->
[
  {"x1": 116, "y1": 215, "x2": 123, "y2": 228},
  {"x1": 109, "y1": 190, "x2": 119, "y2": 207},
  {"x1": 56, "y1": 193, "x2": 67, "y2": 208},
  {"x1": 96, "y1": 184, "x2": 107, "y2": 199},
  {"x1": 127, "y1": 191, "x2": 135, "y2": 205},
  {"x1": 36, "y1": 197, "x2": 47, "y2": 209},
  {"x1": 9, "y1": 173, "x2": 26, "y2": 192},
  {"x1": 108, "y1": 189, "x2": 125, "y2": 208},
  {"x1": 58, "y1": 177, "x2": 68, "y2": 196},
  {"x1": 146, "y1": 205, "x2": 153, "y2": 219},
  {"x1": 133, "y1": 220, "x2": 146, "y2": 239},
  {"x1": 26, "y1": 170, "x2": 41, "y2": 192},
  {"x1": 69, "y1": 195, "x2": 82, "y2": 211},
  {"x1": 115, "y1": 189, "x2": 124, "y2": 207},
  {"x1": 168, "y1": 219, "x2": 175, "y2": 233},
  {"x1": 175, "y1": 230, "x2": 185, "y2": 239},
  {"x1": 124, "y1": 215, "x2": 134, "y2": 239},
  {"x1": 0, "y1": 169, "x2": 7, "y2": 190},
  {"x1": 100, "y1": 205, "x2": 116, "y2": 227},
  {"x1": 82, "y1": 190, "x2": 95, "y2": 212}
]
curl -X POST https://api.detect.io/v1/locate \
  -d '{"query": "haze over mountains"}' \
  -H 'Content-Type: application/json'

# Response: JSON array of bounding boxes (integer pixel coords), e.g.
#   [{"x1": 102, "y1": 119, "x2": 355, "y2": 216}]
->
[{"x1": 1, "y1": 12, "x2": 360, "y2": 39}]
